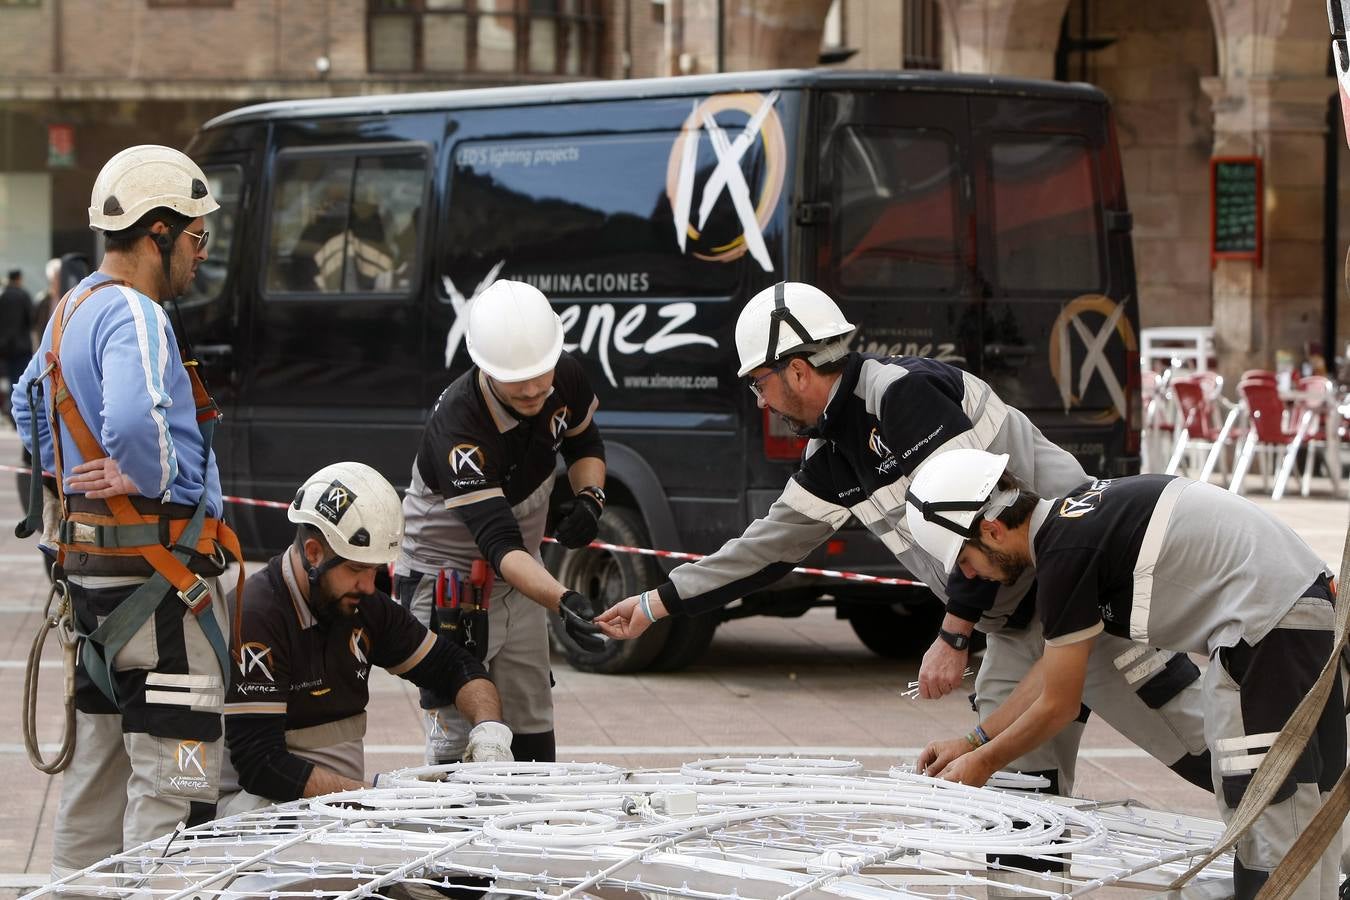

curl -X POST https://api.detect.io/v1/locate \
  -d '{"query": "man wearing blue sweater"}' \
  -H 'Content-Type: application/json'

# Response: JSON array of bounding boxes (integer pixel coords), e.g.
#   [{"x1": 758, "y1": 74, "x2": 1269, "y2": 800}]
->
[{"x1": 14, "y1": 145, "x2": 232, "y2": 883}]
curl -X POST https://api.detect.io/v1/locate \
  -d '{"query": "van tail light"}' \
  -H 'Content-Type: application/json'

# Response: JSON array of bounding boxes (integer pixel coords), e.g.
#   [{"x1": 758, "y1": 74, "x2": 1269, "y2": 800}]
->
[
  {"x1": 763, "y1": 408, "x2": 808, "y2": 460},
  {"x1": 1125, "y1": 347, "x2": 1142, "y2": 456}
]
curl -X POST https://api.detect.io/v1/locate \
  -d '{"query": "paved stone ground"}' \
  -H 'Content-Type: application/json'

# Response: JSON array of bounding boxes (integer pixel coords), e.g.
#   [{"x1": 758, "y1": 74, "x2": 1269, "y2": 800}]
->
[{"x1": 0, "y1": 424, "x2": 1344, "y2": 895}]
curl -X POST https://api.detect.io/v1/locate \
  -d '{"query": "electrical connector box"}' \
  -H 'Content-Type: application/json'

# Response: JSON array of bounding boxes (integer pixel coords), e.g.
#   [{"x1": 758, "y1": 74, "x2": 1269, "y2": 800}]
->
[{"x1": 656, "y1": 790, "x2": 699, "y2": 817}]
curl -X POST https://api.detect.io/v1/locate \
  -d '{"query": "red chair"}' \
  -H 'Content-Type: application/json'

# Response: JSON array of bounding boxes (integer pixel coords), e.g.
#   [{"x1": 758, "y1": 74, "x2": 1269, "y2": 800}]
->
[
  {"x1": 1276, "y1": 376, "x2": 1343, "y2": 498},
  {"x1": 1229, "y1": 380, "x2": 1302, "y2": 497},
  {"x1": 1164, "y1": 377, "x2": 1226, "y2": 479},
  {"x1": 1240, "y1": 369, "x2": 1278, "y2": 385}
]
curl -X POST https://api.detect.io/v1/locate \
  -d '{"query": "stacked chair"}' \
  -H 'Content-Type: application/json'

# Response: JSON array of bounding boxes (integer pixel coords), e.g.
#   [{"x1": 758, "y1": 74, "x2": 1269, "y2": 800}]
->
[{"x1": 1143, "y1": 365, "x2": 1346, "y2": 499}]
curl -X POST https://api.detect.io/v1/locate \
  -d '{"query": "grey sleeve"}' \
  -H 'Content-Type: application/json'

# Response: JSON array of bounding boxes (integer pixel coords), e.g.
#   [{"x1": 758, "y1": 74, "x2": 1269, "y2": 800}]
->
[
  {"x1": 658, "y1": 477, "x2": 849, "y2": 617},
  {"x1": 998, "y1": 407, "x2": 1092, "y2": 497}
]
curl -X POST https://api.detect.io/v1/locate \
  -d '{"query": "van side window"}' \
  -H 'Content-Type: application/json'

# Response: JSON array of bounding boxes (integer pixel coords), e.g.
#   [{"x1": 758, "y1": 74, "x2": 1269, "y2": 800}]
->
[
  {"x1": 990, "y1": 136, "x2": 1102, "y2": 293},
  {"x1": 183, "y1": 165, "x2": 241, "y2": 308},
  {"x1": 443, "y1": 132, "x2": 773, "y2": 298},
  {"x1": 833, "y1": 126, "x2": 960, "y2": 294},
  {"x1": 265, "y1": 150, "x2": 426, "y2": 296}
]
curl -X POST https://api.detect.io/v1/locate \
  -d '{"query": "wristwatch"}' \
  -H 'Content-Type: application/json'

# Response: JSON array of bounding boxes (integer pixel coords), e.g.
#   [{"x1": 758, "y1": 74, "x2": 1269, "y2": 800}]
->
[
  {"x1": 937, "y1": 627, "x2": 971, "y2": 651},
  {"x1": 577, "y1": 485, "x2": 606, "y2": 506}
]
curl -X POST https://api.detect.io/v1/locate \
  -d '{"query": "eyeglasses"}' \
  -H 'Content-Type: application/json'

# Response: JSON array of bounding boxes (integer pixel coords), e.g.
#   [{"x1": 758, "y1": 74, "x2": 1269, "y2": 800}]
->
[
  {"x1": 182, "y1": 229, "x2": 210, "y2": 252},
  {"x1": 745, "y1": 360, "x2": 790, "y2": 400}
]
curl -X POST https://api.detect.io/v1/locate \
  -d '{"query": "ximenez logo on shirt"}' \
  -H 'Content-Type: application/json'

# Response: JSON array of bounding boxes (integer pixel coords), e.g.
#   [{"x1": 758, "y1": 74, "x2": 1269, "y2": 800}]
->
[
  {"x1": 239, "y1": 641, "x2": 275, "y2": 682},
  {"x1": 550, "y1": 408, "x2": 569, "y2": 440},
  {"x1": 450, "y1": 444, "x2": 486, "y2": 478}
]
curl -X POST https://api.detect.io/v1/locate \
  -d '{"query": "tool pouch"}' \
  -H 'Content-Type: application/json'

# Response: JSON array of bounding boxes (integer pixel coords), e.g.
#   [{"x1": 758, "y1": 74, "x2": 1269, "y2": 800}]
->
[{"x1": 460, "y1": 606, "x2": 489, "y2": 663}]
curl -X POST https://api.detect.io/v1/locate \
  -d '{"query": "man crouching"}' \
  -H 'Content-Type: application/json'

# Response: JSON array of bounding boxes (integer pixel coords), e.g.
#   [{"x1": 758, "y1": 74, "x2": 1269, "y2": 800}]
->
[{"x1": 218, "y1": 462, "x2": 511, "y2": 815}]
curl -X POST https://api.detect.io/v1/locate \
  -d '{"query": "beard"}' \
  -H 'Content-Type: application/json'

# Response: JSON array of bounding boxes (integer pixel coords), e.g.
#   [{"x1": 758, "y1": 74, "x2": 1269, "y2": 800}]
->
[
  {"x1": 975, "y1": 539, "x2": 1029, "y2": 586},
  {"x1": 311, "y1": 582, "x2": 367, "y2": 628},
  {"x1": 769, "y1": 391, "x2": 816, "y2": 436},
  {"x1": 776, "y1": 409, "x2": 812, "y2": 436}
]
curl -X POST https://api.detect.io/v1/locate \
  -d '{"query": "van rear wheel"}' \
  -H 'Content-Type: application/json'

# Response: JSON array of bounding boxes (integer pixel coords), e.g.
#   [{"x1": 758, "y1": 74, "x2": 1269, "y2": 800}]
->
[
  {"x1": 647, "y1": 614, "x2": 718, "y2": 672},
  {"x1": 845, "y1": 594, "x2": 945, "y2": 659},
  {"x1": 546, "y1": 506, "x2": 670, "y2": 674}
]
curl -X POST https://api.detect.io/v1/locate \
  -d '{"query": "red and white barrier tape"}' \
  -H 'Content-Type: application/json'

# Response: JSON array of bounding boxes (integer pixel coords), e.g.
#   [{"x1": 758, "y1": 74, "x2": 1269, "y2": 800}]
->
[
  {"x1": 539, "y1": 536, "x2": 920, "y2": 587},
  {"x1": 0, "y1": 462, "x2": 920, "y2": 588}
]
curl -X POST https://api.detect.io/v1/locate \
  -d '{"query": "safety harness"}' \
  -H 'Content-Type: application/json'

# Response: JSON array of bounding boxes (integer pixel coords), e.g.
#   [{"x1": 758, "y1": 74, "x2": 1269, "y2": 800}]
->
[{"x1": 17, "y1": 279, "x2": 243, "y2": 709}]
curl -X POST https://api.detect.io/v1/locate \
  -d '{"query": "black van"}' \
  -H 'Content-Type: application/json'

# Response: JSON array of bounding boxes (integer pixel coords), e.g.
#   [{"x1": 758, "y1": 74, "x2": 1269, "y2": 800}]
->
[{"x1": 179, "y1": 69, "x2": 1141, "y2": 672}]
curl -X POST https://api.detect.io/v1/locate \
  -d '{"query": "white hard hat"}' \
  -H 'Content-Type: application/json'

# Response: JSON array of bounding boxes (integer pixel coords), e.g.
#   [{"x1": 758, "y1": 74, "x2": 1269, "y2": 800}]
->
[
  {"x1": 88, "y1": 145, "x2": 219, "y2": 232},
  {"x1": 734, "y1": 281, "x2": 856, "y2": 377},
  {"x1": 904, "y1": 449, "x2": 1012, "y2": 573},
  {"x1": 288, "y1": 462, "x2": 404, "y2": 566},
  {"x1": 466, "y1": 280, "x2": 564, "y2": 382}
]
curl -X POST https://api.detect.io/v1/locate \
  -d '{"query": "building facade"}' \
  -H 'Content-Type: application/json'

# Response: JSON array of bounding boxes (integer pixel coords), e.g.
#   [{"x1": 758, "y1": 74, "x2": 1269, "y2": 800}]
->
[{"x1": 0, "y1": 0, "x2": 1340, "y2": 378}]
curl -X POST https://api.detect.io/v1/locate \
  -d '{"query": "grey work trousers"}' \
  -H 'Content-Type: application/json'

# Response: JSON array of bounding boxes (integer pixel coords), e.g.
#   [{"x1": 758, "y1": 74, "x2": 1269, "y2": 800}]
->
[
  {"x1": 976, "y1": 620, "x2": 1209, "y2": 794},
  {"x1": 397, "y1": 571, "x2": 552, "y2": 763},
  {"x1": 1206, "y1": 594, "x2": 1344, "y2": 900},
  {"x1": 51, "y1": 577, "x2": 227, "y2": 887}
]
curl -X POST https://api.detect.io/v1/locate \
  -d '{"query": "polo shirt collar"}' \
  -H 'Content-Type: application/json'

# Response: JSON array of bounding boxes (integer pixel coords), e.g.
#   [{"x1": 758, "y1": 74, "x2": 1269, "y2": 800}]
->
[
  {"x1": 281, "y1": 549, "x2": 318, "y2": 630},
  {"x1": 1026, "y1": 498, "x2": 1054, "y2": 566}
]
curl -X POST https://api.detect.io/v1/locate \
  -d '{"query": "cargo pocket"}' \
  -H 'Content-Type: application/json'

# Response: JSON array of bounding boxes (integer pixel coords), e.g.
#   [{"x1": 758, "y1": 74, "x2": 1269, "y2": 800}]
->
[{"x1": 106, "y1": 612, "x2": 160, "y2": 672}]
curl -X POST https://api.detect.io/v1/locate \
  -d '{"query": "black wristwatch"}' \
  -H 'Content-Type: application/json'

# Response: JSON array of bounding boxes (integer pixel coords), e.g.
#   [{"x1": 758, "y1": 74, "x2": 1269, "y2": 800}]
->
[
  {"x1": 577, "y1": 485, "x2": 606, "y2": 507},
  {"x1": 937, "y1": 628, "x2": 971, "y2": 651}
]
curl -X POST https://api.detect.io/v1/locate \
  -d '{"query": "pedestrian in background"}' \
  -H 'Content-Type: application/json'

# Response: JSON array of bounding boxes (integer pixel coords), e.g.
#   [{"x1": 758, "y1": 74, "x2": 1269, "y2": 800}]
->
[{"x1": 0, "y1": 268, "x2": 34, "y2": 419}]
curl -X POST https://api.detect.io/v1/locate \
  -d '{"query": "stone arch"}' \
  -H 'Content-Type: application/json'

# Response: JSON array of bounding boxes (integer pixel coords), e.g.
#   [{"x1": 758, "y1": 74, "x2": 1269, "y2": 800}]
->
[
  {"x1": 1207, "y1": 0, "x2": 1328, "y2": 80},
  {"x1": 937, "y1": 0, "x2": 1070, "y2": 79}
]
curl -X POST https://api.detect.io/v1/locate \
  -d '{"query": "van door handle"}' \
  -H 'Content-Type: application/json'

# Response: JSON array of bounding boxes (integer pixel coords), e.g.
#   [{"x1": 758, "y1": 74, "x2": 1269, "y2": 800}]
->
[
  {"x1": 984, "y1": 343, "x2": 1035, "y2": 361},
  {"x1": 195, "y1": 343, "x2": 235, "y2": 367}
]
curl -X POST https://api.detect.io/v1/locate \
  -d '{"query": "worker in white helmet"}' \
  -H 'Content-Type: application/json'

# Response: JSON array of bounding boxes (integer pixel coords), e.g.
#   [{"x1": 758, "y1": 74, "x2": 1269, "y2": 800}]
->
[
  {"x1": 12, "y1": 145, "x2": 241, "y2": 881},
  {"x1": 218, "y1": 463, "x2": 510, "y2": 817},
  {"x1": 907, "y1": 450, "x2": 1342, "y2": 900},
  {"x1": 598, "y1": 281, "x2": 1212, "y2": 893},
  {"x1": 394, "y1": 280, "x2": 606, "y2": 765}
]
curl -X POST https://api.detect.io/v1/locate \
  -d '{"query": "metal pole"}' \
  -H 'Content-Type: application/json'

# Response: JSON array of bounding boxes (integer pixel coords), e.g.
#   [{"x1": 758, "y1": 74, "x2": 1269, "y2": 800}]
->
[{"x1": 716, "y1": 0, "x2": 725, "y2": 72}]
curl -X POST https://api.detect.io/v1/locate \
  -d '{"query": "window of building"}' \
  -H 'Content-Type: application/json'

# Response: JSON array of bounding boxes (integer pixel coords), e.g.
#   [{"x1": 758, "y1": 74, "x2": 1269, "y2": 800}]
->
[
  {"x1": 183, "y1": 166, "x2": 241, "y2": 308},
  {"x1": 989, "y1": 135, "x2": 1103, "y2": 293},
  {"x1": 368, "y1": 0, "x2": 603, "y2": 76},
  {"x1": 903, "y1": 0, "x2": 941, "y2": 70},
  {"x1": 833, "y1": 126, "x2": 961, "y2": 294},
  {"x1": 266, "y1": 149, "x2": 427, "y2": 297}
]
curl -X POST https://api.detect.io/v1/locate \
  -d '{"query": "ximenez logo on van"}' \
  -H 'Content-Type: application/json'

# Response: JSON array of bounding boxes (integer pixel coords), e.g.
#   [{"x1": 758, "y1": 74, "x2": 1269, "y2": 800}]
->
[
  {"x1": 443, "y1": 268, "x2": 718, "y2": 388},
  {"x1": 1048, "y1": 295, "x2": 1137, "y2": 423},
  {"x1": 665, "y1": 91, "x2": 786, "y2": 273}
]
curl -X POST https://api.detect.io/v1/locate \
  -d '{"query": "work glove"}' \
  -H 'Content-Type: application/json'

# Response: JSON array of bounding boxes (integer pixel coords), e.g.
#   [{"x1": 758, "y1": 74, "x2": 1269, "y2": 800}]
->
[
  {"x1": 464, "y1": 720, "x2": 514, "y2": 763},
  {"x1": 559, "y1": 591, "x2": 606, "y2": 652},
  {"x1": 553, "y1": 493, "x2": 602, "y2": 549}
]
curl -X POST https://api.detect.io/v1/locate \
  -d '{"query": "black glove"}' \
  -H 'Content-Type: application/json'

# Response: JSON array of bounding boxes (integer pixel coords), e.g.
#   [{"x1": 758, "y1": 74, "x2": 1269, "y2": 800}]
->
[
  {"x1": 558, "y1": 590, "x2": 606, "y2": 652},
  {"x1": 553, "y1": 493, "x2": 602, "y2": 549}
]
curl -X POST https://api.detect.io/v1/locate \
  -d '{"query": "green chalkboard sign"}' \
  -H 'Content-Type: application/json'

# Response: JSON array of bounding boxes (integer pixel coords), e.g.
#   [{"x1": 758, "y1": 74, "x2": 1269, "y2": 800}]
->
[{"x1": 1210, "y1": 156, "x2": 1262, "y2": 265}]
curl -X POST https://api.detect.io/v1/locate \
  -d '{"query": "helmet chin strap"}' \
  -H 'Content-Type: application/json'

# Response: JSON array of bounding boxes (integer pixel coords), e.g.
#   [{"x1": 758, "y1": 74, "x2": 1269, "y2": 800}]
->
[
  {"x1": 300, "y1": 541, "x2": 346, "y2": 592},
  {"x1": 152, "y1": 218, "x2": 190, "y2": 301}
]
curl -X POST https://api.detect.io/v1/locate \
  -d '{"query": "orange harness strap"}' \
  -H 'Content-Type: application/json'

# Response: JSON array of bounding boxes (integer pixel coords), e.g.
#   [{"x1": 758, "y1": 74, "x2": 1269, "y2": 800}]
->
[{"x1": 45, "y1": 281, "x2": 240, "y2": 627}]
